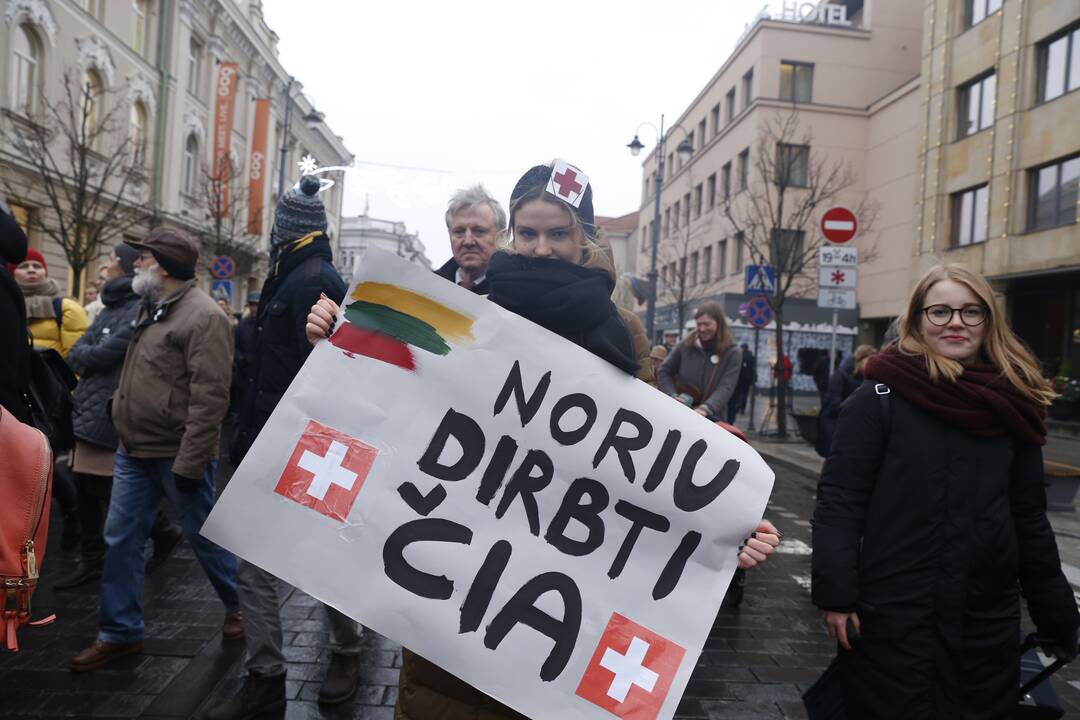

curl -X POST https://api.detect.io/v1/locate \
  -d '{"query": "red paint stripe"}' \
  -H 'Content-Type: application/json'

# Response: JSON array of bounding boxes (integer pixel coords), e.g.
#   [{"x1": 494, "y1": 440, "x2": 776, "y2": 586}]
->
[{"x1": 329, "y1": 323, "x2": 415, "y2": 371}]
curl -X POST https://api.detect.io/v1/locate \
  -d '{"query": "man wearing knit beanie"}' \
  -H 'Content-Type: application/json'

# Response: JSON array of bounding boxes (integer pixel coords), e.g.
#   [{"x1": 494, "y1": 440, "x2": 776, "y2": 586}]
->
[
  {"x1": 208, "y1": 175, "x2": 360, "y2": 719},
  {"x1": 73, "y1": 226, "x2": 243, "y2": 672}
]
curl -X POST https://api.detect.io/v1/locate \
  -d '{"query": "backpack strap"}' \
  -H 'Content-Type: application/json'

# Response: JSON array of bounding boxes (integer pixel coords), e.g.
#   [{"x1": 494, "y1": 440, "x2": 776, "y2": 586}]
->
[
  {"x1": 52, "y1": 297, "x2": 63, "y2": 330},
  {"x1": 874, "y1": 383, "x2": 891, "y2": 440}
]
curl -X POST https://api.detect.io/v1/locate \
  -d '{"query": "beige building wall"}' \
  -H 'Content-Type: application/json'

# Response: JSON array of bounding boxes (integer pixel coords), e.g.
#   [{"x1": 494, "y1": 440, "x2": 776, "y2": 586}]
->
[
  {"x1": 915, "y1": 0, "x2": 1079, "y2": 373},
  {"x1": 635, "y1": 0, "x2": 923, "y2": 341}
]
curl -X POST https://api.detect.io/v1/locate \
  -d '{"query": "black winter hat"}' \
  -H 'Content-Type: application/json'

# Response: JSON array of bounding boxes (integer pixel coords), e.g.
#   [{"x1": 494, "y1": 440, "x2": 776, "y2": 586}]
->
[
  {"x1": 114, "y1": 242, "x2": 139, "y2": 276},
  {"x1": 510, "y1": 162, "x2": 595, "y2": 237},
  {"x1": 271, "y1": 175, "x2": 327, "y2": 248}
]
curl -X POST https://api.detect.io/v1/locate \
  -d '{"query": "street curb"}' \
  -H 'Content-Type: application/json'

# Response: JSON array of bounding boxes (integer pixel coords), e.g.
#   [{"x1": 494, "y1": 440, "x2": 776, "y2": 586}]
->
[{"x1": 756, "y1": 450, "x2": 821, "y2": 492}]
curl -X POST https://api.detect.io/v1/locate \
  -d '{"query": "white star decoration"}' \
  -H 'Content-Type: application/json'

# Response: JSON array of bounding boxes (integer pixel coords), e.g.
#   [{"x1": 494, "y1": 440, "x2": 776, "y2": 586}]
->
[{"x1": 298, "y1": 154, "x2": 319, "y2": 175}]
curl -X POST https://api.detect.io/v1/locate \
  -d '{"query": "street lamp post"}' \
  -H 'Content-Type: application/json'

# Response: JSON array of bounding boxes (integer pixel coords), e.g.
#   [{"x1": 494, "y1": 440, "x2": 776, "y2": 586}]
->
[{"x1": 627, "y1": 116, "x2": 694, "y2": 343}]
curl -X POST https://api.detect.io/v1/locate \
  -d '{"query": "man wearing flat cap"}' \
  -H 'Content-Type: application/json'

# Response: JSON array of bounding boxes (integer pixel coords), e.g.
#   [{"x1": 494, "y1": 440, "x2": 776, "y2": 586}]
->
[{"x1": 72, "y1": 226, "x2": 242, "y2": 672}]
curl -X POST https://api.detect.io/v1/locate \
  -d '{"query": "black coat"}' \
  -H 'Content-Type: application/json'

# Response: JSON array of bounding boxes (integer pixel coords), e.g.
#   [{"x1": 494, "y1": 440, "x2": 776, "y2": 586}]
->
[
  {"x1": 812, "y1": 382, "x2": 1079, "y2": 719},
  {"x1": 68, "y1": 276, "x2": 140, "y2": 449},
  {"x1": 434, "y1": 257, "x2": 489, "y2": 295},
  {"x1": 0, "y1": 205, "x2": 31, "y2": 423},
  {"x1": 232, "y1": 237, "x2": 346, "y2": 462},
  {"x1": 815, "y1": 356, "x2": 861, "y2": 457}
]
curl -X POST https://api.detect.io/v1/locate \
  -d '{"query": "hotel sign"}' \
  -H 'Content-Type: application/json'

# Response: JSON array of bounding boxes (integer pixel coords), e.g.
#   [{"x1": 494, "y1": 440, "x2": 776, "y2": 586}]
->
[{"x1": 780, "y1": 1, "x2": 853, "y2": 26}]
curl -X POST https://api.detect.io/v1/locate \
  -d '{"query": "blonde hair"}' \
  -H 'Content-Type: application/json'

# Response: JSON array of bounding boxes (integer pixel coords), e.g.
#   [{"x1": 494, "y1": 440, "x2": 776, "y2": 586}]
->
[
  {"x1": 897, "y1": 263, "x2": 1054, "y2": 405},
  {"x1": 505, "y1": 193, "x2": 615, "y2": 282},
  {"x1": 853, "y1": 344, "x2": 876, "y2": 376}
]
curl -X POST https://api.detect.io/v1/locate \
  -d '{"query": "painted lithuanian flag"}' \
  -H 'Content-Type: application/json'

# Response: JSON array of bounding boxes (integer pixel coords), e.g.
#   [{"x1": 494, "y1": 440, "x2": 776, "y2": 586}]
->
[{"x1": 329, "y1": 282, "x2": 474, "y2": 370}]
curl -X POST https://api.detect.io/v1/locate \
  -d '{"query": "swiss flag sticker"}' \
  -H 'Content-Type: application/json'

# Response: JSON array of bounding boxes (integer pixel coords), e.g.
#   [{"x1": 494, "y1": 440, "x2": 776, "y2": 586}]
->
[
  {"x1": 273, "y1": 420, "x2": 378, "y2": 522},
  {"x1": 575, "y1": 612, "x2": 685, "y2": 719}
]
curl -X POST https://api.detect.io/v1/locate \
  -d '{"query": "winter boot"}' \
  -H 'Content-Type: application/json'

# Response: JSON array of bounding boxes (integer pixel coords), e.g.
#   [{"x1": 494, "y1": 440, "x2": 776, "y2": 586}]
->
[
  {"x1": 202, "y1": 673, "x2": 286, "y2": 720},
  {"x1": 318, "y1": 652, "x2": 361, "y2": 704}
]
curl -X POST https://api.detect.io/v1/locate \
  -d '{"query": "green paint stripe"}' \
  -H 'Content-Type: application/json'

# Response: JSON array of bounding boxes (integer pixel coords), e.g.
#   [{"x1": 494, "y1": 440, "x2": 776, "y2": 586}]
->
[{"x1": 344, "y1": 301, "x2": 451, "y2": 356}]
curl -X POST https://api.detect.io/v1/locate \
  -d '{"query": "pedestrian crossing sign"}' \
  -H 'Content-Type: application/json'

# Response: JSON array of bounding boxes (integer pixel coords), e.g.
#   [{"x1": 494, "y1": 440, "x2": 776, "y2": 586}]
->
[{"x1": 744, "y1": 265, "x2": 776, "y2": 296}]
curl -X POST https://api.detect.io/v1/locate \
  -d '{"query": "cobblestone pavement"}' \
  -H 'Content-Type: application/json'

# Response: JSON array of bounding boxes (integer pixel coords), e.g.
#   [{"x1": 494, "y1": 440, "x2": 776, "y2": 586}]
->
[{"x1": 4, "y1": 458, "x2": 1080, "y2": 718}]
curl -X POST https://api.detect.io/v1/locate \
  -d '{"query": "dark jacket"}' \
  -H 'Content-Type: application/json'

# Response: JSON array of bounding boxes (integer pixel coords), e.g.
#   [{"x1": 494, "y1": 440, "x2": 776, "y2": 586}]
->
[
  {"x1": 68, "y1": 276, "x2": 139, "y2": 449},
  {"x1": 234, "y1": 314, "x2": 258, "y2": 384},
  {"x1": 434, "y1": 257, "x2": 489, "y2": 295},
  {"x1": 232, "y1": 235, "x2": 346, "y2": 463},
  {"x1": 815, "y1": 355, "x2": 861, "y2": 457},
  {"x1": 657, "y1": 334, "x2": 741, "y2": 419},
  {"x1": 0, "y1": 205, "x2": 31, "y2": 423},
  {"x1": 811, "y1": 382, "x2": 1079, "y2": 719},
  {"x1": 112, "y1": 281, "x2": 233, "y2": 478}
]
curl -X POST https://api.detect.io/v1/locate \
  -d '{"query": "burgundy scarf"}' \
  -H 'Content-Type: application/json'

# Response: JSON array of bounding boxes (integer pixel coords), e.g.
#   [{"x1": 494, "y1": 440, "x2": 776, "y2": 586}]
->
[{"x1": 864, "y1": 345, "x2": 1047, "y2": 446}]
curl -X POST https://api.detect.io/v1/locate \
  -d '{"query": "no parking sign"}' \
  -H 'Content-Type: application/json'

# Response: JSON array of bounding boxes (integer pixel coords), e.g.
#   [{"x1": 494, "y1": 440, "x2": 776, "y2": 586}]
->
[{"x1": 745, "y1": 297, "x2": 773, "y2": 328}]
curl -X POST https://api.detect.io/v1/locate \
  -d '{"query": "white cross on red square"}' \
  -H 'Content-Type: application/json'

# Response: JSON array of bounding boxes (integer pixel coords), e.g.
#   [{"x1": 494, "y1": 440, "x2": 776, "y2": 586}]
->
[
  {"x1": 274, "y1": 419, "x2": 378, "y2": 522},
  {"x1": 546, "y1": 159, "x2": 589, "y2": 208},
  {"x1": 575, "y1": 612, "x2": 685, "y2": 719}
]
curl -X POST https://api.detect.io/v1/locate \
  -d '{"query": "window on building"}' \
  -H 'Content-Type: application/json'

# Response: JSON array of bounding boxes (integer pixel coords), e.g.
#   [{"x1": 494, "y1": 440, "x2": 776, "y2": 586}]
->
[
  {"x1": 698, "y1": 118, "x2": 707, "y2": 149},
  {"x1": 711, "y1": 104, "x2": 720, "y2": 136},
  {"x1": 779, "y1": 61, "x2": 814, "y2": 103},
  {"x1": 703, "y1": 246, "x2": 712, "y2": 283},
  {"x1": 679, "y1": 257, "x2": 687, "y2": 287},
  {"x1": 683, "y1": 192, "x2": 691, "y2": 226},
  {"x1": 951, "y1": 185, "x2": 989, "y2": 246},
  {"x1": 734, "y1": 232, "x2": 745, "y2": 272},
  {"x1": 685, "y1": 131, "x2": 694, "y2": 162},
  {"x1": 722, "y1": 162, "x2": 732, "y2": 201},
  {"x1": 707, "y1": 174, "x2": 717, "y2": 210},
  {"x1": 1029, "y1": 155, "x2": 1079, "y2": 230},
  {"x1": 664, "y1": 207, "x2": 670, "y2": 237},
  {"x1": 718, "y1": 239, "x2": 728, "y2": 277},
  {"x1": 776, "y1": 143, "x2": 809, "y2": 187},
  {"x1": 183, "y1": 134, "x2": 198, "y2": 194},
  {"x1": 11, "y1": 24, "x2": 40, "y2": 114},
  {"x1": 130, "y1": 102, "x2": 147, "y2": 165},
  {"x1": 83, "y1": 70, "x2": 103, "y2": 138},
  {"x1": 690, "y1": 252, "x2": 699, "y2": 286},
  {"x1": 133, "y1": 0, "x2": 149, "y2": 55},
  {"x1": 188, "y1": 37, "x2": 204, "y2": 96},
  {"x1": 1038, "y1": 25, "x2": 1080, "y2": 103},
  {"x1": 957, "y1": 72, "x2": 996, "y2": 138},
  {"x1": 7, "y1": 202, "x2": 34, "y2": 240},
  {"x1": 642, "y1": 177, "x2": 649, "y2": 204},
  {"x1": 80, "y1": 0, "x2": 104, "y2": 19},
  {"x1": 667, "y1": 153, "x2": 674, "y2": 178},
  {"x1": 771, "y1": 229, "x2": 805, "y2": 272},
  {"x1": 725, "y1": 87, "x2": 736, "y2": 123},
  {"x1": 966, "y1": 0, "x2": 1002, "y2": 29},
  {"x1": 694, "y1": 184, "x2": 703, "y2": 219},
  {"x1": 738, "y1": 149, "x2": 750, "y2": 191},
  {"x1": 673, "y1": 202, "x2": 680, "y2": 230},
  {"x1": 742, "y1": 68, "x2": 754, "y2": 110},
  {"x1": 641, "y1": 223, "x2": 650, "y2": 253}
]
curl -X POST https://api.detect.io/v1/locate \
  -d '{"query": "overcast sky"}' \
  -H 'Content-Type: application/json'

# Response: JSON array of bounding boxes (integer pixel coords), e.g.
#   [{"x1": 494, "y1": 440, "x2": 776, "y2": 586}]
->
[{"x1": 262, "y1": 1, "x2": 776, "y2": 267}]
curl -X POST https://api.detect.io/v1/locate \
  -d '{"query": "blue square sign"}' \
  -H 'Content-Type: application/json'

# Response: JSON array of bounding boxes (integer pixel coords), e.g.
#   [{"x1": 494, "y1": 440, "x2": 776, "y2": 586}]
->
[{"x1": 744, "y1": 265, "x2": 776, "y2": 296}]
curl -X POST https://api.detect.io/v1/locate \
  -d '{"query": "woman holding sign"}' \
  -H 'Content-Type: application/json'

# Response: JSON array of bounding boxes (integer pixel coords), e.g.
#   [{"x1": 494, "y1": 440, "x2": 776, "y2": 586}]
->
[
  {"x1": 307, "y1": 160, "x2": 781, "y2": 719},
  {"x1": 812, "y1": 263, "x2": 1078, "y2": 718}
]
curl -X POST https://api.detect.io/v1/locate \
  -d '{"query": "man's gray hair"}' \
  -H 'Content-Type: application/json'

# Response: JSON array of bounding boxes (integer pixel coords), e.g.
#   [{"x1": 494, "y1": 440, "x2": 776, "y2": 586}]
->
[{"x1": 444, "y1": 184, "x2": 507, "y2": 231}]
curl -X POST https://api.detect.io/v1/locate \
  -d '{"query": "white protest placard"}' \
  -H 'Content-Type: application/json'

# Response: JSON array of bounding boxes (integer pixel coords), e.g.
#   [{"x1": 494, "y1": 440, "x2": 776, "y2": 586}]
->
[{"x1": 202, "y1": 248, "x2": 775, "y2": 720}]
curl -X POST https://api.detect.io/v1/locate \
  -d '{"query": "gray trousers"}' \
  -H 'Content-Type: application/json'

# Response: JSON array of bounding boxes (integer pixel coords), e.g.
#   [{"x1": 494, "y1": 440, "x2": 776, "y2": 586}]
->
[{"x1": 238, "y1": 559, "x2": 363, "y2": 677}]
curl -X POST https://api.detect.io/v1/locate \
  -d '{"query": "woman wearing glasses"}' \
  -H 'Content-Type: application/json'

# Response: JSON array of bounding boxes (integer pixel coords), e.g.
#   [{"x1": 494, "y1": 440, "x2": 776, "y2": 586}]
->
[{"x1": 811, "y1": 263, "x2": 1078, "y2": 719}]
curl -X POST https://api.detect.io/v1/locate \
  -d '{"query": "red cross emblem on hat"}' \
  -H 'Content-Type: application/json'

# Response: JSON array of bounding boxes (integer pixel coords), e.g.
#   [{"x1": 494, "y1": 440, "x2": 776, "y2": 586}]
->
[
  {"x1": 575, "y1": 612, "x2": 685, "y2": 719},
  {"x1": 546, "y1": 159, "x2": 589, "y2": 208},
  {"x1": 273, "y1": 419, "x2": 378, "y2": 522}
]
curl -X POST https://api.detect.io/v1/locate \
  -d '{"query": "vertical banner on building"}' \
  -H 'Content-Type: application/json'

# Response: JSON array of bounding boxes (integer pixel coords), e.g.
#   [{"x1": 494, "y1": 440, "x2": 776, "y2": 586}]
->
[
  {"x1": 247, "y1": 98, "x2": 271, "y2": 235},
  {"x1": 212, "y1": 62, "x2": 239, "y2": 218}
]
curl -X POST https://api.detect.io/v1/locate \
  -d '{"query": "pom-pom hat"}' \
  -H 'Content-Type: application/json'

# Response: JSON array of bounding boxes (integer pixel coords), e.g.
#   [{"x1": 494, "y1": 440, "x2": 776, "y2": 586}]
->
[{"x1": 271, "y1": 175, "x2": 327, "y2": 247}]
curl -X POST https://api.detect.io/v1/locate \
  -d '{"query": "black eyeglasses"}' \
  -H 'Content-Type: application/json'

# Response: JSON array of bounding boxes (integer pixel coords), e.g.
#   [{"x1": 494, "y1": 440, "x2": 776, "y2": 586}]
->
[{"x1": 921, "y1": 304, "x2": 988, "y2": 327}]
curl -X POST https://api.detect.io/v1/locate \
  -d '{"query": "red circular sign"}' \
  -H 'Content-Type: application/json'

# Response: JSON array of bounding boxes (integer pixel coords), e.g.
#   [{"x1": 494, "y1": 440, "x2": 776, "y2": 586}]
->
[{"x1": 820, "y1": 207, "x2": 857, "y2": 244}]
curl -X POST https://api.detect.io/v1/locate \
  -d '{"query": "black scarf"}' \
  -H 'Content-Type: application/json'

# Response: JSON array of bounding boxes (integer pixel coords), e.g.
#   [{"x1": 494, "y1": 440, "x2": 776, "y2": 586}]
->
[
  {"x1": 486, "y1": 252, "x2": 638, "y2": 376},
  {"x1": 101, "y1": 275, "x2": 135, "y2": 307},
  {"x1": 259, "y1": 233, "x2": 334, "y2": 319}
]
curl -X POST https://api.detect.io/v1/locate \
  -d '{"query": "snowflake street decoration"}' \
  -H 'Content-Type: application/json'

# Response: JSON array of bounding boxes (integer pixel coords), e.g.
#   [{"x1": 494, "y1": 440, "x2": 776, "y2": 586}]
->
[{"x1": 298, "y1": 154, "x2": 319, "y2": 175}]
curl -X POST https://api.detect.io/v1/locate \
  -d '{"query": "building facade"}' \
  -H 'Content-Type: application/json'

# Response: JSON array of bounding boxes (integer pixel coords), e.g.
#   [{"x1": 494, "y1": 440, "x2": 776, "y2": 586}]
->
[
  {"x1": 633, "y1": 0, "x2": 922, "y2": 388},
  {"x1": 635, "y1": 0, "x2": 1078, "y2": 384},
  {"x1": 338, "y1": 211, "x2": 431, "y2": 280},
  {"x1": 915, "y1": 0, "x2": 1079, "y2": 378},
  {"x1": 1, "y1": 0, "x2": 351, "y2": 306},
  {"x1": 595, "y1": 211, "x2": 639, "y2": 312}
]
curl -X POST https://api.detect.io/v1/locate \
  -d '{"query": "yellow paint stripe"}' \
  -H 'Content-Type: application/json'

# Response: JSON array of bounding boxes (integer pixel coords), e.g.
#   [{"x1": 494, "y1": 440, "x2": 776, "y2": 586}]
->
[{"x1": 351, "y1": 282, "x2": 474, "y2": 342}]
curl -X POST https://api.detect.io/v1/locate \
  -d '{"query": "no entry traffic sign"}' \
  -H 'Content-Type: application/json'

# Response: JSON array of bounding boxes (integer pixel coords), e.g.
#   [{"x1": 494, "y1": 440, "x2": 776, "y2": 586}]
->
[{"x1": 820, "y1": 207, "x2": 857, "y2": 244}]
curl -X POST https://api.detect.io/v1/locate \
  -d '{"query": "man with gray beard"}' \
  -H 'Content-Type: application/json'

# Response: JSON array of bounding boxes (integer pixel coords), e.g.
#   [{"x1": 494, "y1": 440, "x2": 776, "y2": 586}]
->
[{"x1": 72, "y1": 227, "x2": 242, "y2": 671}]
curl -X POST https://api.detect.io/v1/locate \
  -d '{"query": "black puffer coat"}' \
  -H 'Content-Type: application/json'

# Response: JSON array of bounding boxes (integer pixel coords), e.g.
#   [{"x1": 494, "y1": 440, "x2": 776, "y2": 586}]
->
[
  {"x1": 812, "y1": 382, "x2": 1079, "y2": 719},
  {"x1": 68, "y1": 275, "x2": 139, "y2": 449},
  {"x1": 232, "y1": 235, "x2": 346, "y2": 463},
  {"x1": 0, "y1": 203, "x2": 31, "y2": 423}
]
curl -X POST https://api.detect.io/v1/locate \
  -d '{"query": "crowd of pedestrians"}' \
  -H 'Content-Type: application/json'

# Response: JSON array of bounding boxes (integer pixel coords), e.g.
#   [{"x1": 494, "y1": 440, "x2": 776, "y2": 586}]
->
[{"x1": 1, "y1": 151, "x2": 1077, "y2": 719}]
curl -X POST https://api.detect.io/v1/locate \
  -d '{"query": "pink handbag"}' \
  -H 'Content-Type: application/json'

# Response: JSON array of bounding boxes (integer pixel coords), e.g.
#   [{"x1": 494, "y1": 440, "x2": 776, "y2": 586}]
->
[{"x1": 0, "y1": 405, "x2": 56, "y2": 651}]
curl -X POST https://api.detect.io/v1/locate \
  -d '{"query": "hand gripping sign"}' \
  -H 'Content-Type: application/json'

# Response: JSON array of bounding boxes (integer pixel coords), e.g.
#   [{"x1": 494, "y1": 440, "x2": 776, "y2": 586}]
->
[{"x1": 202, "y1": 248, "x2": 774, "y2": 720}]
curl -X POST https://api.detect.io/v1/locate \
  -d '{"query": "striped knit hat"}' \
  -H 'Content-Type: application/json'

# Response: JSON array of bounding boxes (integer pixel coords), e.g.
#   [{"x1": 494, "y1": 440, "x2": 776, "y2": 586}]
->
[{"x1": 270, "y1": 175, "x2": 327, "y2": 248}]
